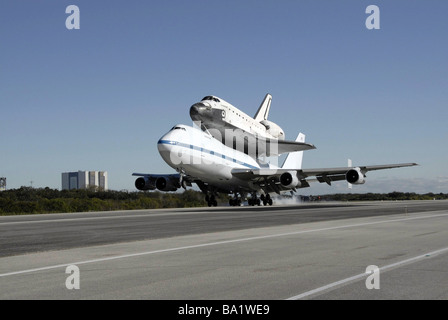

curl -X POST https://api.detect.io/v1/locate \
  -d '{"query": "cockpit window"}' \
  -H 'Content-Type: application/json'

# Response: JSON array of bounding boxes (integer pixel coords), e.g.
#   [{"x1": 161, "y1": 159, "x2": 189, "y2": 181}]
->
[
  {"x1": 172, "y1": 126, "x2": 186, "y2": 131},
  {"x1": 201, "y1": 96, "x2": 220, "y2": 103}
]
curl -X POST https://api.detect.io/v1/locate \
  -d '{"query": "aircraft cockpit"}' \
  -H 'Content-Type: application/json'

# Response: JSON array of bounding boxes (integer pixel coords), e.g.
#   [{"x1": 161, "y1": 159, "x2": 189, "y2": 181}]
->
[{"x1": 201, "y1": 96, "x2": 220, "y2": 103}]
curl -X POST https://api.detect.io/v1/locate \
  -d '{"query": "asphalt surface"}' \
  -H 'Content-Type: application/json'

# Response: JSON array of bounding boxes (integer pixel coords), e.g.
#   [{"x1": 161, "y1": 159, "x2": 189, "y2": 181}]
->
[
  {"x1": 0, "y1": 201, "x2": 445, "y2": 258},
  {"x1": 0, "y1": 200, "x2": 447, "y2": 300}
]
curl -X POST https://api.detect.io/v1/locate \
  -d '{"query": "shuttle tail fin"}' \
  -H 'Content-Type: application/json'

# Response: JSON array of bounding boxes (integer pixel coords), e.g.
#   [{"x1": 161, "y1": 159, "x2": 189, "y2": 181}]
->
[
  {"x1": 281, "y1": 133, "x2": 305, "y2": 170},
  {"x1": 254, "y1": 94, "x2": 272, "y2": 121}
]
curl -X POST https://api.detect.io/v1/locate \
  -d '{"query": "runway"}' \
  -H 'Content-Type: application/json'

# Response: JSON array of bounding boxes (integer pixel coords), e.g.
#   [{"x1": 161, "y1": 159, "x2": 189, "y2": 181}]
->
[{"x1": 0, "y1": 200, "x2": 447, "y2": 300}]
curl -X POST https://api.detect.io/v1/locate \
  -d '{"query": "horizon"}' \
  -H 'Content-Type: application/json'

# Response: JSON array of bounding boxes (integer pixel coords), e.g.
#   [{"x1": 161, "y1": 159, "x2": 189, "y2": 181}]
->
[{"x1": 3, "y1": 184, "x2": 447, "y2": 197}]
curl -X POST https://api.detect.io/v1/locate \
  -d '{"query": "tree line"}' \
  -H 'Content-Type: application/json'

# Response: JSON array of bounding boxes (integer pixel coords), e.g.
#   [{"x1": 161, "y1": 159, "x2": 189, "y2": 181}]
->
[
  {"x1": 0, "y1": 187, "x2": 213, "y2": 215},
  {"x1": 0, "y1": 187, "x2": 447, "y2": 215},
  {"x1": 310, "y1": 192, "x2": 448, "y2": 202}
]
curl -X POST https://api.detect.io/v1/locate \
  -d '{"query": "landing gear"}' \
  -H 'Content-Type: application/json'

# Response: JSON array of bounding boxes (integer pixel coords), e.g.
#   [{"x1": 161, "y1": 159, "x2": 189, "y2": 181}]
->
[
  {"x1": 229, "y1": 192, "x2": 244, "y2": 206},
  {"x1": 229, "y1": 198, "x2": 242, "y2": 206},
  {"x1": 260, "y1": 194, "x2": 273, "y2": 206},
  {"x1": 248, "y1": 193, "x2": 261, "y2": 206},
  {"x1": 205, "y1": 191, "x2": 274, "y2": 207},
  {"x1": 231, "y1": 193, "x2": 272, "y2": 206},
  {"x1": 205, "y1": 194, "x2": 217, "y2": 207}
]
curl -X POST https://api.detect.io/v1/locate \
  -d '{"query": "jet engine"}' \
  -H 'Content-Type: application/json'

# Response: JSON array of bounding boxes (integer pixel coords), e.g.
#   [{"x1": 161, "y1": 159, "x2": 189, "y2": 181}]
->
[
  {"x1": 155, "y1": 177, "x2": 179, "y2": 191},
  {"x1": 346, "y1": 167, "x2": 366, "y2": 185},
  {"x1": 280, "y1": 171, "x2": 300, "y2": 188},
  {"x1": 135, "y1": 177, "x2": 156, "y2": 191},
  {"x1": 260, "y1": 120, "x2": 285, "y2": 140}
]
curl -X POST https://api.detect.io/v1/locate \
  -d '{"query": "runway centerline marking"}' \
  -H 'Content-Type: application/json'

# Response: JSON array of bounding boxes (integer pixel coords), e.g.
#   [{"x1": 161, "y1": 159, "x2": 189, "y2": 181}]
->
[
  {"x1": 1, "y1": 212, "x2": 447, "y2": 278},
  {"x1": 286, "y1": 246, "x2": 448, "y2": 300}
]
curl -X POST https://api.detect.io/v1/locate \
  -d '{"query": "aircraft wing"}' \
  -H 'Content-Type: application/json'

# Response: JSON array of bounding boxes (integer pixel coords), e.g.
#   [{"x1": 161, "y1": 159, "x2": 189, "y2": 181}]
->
[
  {"x1": 299, "y1": 163, "x2": 418, "y2": 177},
  {"x1": 200, "y1": 122, "x2": 315, "y2": 156},
  {"x1": 299, "y1": 163, "x2": 418, "y2": 185},
  {"x1": 267, "y1": 139, "x2": 316, "y2": 156},
  {"x1": 132, "y1": 172, "x2": 234, "y2": 194},
  {"x1": 132, "y1": 173, "x2": 180, "y2": 178},
  {"x1": 242, "y1": 137, "x2": 316, "y2": 157},
  {"x1": 231, "y1": 163, "x2": 418, "y2": 193}
]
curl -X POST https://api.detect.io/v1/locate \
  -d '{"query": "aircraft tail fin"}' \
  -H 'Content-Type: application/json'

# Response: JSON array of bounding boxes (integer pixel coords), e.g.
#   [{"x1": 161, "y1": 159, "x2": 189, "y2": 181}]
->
[
  {"x1": 254, "y1": 94, "x2": 272, "y2": 122},
  {"x1": 281, "y1": 133, "x2": 305, "y2": 170}
]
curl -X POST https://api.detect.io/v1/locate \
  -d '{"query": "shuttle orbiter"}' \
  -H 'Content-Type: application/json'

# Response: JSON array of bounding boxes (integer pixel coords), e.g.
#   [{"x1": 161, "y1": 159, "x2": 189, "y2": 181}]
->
[{"x1": 189, "y1": 94, "x2": 307, "y2": 156}]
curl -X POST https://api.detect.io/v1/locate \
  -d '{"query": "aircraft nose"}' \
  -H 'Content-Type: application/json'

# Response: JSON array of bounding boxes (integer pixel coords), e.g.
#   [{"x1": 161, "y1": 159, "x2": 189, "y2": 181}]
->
[
  {"x1": 157, "y1": 135, "x2": 174, "y2": 160},
  {"x1": 190, "y1": 102, "x2": 211, "y2": 120}
]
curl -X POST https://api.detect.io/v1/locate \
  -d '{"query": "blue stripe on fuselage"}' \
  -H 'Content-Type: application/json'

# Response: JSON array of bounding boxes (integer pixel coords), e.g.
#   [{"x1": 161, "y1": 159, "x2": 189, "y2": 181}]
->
[{"x1": 158, "y1": 139, "x2": 258, "y2": 170}]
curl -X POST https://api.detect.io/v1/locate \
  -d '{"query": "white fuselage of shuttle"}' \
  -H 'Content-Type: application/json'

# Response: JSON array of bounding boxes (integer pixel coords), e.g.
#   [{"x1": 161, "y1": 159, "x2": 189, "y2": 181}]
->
[{"x1": 189, "y1": 95, "x2": 285, "y2": 142}]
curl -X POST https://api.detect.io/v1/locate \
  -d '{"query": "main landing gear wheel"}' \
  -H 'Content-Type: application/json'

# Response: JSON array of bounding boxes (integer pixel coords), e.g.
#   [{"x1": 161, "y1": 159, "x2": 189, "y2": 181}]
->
[
  {"x1": 248, "y1": 195, "x2": 261, "y2": 206},
  {"x1": 205, "y1": 195, "x2": 217, "y2": 207},
  {"x1": 260, "y1": 194, "x2": 273, "y2": 206},
  {"x1": 229, "y1": 198, "x2": 241, "y2": 206}
]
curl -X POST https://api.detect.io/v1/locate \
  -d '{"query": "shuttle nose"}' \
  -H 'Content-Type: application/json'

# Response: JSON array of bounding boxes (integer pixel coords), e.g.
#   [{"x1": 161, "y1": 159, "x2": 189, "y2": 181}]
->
[{"x1": 190, "y1": 102, "x2": 211, "y2": 120}]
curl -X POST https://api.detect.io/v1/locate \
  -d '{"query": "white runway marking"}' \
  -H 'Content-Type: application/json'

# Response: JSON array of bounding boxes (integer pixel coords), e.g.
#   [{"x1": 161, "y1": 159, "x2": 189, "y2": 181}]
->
[
  {"x1": 1, "y1": 212, "x2": 447, "y2": 278},
  {"x1": 286, "y1": 246, "x2": 448, "y2": 300}
]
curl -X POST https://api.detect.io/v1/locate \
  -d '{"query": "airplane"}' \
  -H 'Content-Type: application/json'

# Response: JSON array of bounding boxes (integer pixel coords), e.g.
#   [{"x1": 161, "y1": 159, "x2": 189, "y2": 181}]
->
[
  {"x1": 133, "y1": 123, "x2": 417, "y2": 207},
  {"x1": 190, "y1": 94, "x2": 308, "y2": 156}
]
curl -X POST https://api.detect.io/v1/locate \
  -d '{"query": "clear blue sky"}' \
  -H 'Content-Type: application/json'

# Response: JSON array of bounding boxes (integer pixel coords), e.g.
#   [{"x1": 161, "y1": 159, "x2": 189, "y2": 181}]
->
[{"x1": 1, "y1": 1, "x2": 447, "y2": 194}]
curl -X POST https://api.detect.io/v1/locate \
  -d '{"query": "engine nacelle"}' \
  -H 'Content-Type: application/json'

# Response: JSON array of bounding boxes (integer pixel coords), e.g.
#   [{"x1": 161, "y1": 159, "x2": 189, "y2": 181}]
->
[
  {"x1": 156, "y1": 177, "x2": 179, "y2": 192},
  {"x1": 260, "y1": 120, "x2": 285, "y2": 140},
  {"x1": 135, "y1": 177, "x2": 156, "y2": 191},
  {"x1": 280, "y1": 171, "x2": 300, "y2": 188},
  {"x1": 346, "y1": 167, "x2": 366, "y2": 185}
]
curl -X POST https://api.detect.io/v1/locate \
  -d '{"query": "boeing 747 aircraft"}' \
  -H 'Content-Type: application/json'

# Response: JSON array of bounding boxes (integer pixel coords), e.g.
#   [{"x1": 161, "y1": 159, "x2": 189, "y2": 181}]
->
[{"x1": 133, "y1": 123, "x2": 417, "y2": 206}]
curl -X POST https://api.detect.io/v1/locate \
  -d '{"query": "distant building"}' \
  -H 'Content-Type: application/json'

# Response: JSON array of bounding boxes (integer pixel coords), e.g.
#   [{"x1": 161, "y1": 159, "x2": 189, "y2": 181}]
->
[
  {"x1": 62, "y1": 171, "x2": 108, "y2": 191},
  {"x1": 98, "y1": 171, "x2": 108, "y2": 190}
]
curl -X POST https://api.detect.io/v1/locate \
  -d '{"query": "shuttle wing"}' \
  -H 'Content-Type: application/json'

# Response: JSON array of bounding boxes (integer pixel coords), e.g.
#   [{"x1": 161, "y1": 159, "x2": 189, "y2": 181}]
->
[
  {"x1": 242, "y1": 134, "x2": 316, "y2": 157},
  {"x1": 270, "y1": 138, "x2": 316, "y2": 156}
]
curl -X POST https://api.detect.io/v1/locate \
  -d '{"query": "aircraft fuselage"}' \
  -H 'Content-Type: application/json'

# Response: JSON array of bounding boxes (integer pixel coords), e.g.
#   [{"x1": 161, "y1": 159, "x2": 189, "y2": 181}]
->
[
  {"x1": 189, "y1": 95, "x2": 285, "y2": 145},
  {"x1": 157, "y1": 124, "x2": 277, "y2": 194}
]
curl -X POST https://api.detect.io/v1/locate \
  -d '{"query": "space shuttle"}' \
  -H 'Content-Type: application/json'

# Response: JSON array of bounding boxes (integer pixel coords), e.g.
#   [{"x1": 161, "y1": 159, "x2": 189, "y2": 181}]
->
[
  {"x1": 189, "y1": 94, "x2": 315, "y2": 157},
  {"x1": 134, "y1": 94, "x2": 417, "y2": 206}
]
